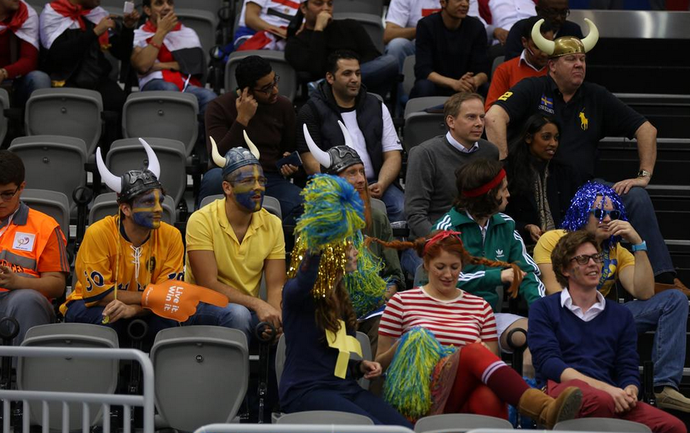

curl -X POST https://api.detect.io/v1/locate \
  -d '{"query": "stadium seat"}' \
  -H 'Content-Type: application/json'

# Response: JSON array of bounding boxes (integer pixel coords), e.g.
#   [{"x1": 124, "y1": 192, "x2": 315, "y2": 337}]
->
[
  {"x1": 122, "y1": 91, "x2": 199, "y2": 157},
  {"x1": 21, "y1": 189, "x2": 71, "y2": 238},
  {"x1": 402, "y1": 55, "x2": 416, "y2": 96},
  {"x1": 333, "y1": 12, "x2": 384, "y2": 53},
  {"x1": 276, "y1": 410, "x2": 374, "y2": 425},
  {"x1": 24, "y1": 88, "x2": 103, "y2": 158},
  {"x1": 225, "y1": 50, "x2": 298, "y2": 102},
  {"x1": 177, "y1": 8, "x2": 219, "y2": 64},
  {"x1": 491, "y1": 55, "x2": 505, "y2": 79},
  {"x1": 371, "y1": 198, "x2": 387, "y2": 216},
  {"x1": 18, "y1": 323, "x2": 119, "y2": 431},
  {"x1": 403, "y1": 97, "x2": 449, "y2": 153},
  {"x1": 107, "y1": 137, "x2": 187, "y2": 206},
  {"x1": 89, "y1": 192, "x2": 176, "y2": 225},
  {"x1": 0, "y1": 88, "x2": 9, "y2": 145},
  {"x1": 404, "y1": 96, "x2": 448, "y2": 118},
  {"x1": 334, "y1": 0, "x2": 384, "y2": 16},
  {"x1": 415, "y1": 413, "x2": 514, "y2": 432},
  {"x1": 200, "y1": 193, "x2": 223, "y2": 208},
  {"x1": 554, "y1": 417, "x2": 651, "y2": 432},
  {"x1": 150, "y1": 326, "x2": 249, "y2": 432},
  {"x1": 9, "y1": 135, "x2": 87, "y2": 213}
]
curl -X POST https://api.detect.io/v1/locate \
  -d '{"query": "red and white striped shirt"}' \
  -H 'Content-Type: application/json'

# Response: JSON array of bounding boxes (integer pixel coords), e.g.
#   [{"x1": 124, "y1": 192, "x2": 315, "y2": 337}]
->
[{"x1": 379, "y1": 287, "x2": 497, "y2": 347}]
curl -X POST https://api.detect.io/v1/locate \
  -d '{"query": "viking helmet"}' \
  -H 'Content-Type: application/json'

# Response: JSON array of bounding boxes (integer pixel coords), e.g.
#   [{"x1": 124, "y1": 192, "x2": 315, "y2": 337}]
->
[
  {"x1": 210, "y1": 131, "x2": 261, "y2": 177},
  {"x1": 531, "y1": 18, "x2": 599, "y2": 58},
  {"x1": 303, "y1": 121, "x2": 363, "y2": 175},
  {"x1": 96, "y1": 138, "x2": 162, "y2": 203}
]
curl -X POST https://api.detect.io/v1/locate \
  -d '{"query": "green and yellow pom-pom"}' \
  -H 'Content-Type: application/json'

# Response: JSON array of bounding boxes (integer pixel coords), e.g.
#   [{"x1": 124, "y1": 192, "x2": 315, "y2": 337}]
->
[{"x1": 343, "y1": 233, "x2": 387, "y2": 318}]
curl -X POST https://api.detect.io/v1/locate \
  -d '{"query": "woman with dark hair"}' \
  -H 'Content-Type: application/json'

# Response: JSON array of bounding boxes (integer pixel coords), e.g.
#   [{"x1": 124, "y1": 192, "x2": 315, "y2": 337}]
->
[
  {"x1": 369, "y1": 232, "x2": 582, "y2": 427},
  {"x1": 504, "y1": 114, "x2": 582, "y2": 244},
  {"x1": 433, "y1": 158, "x2": 544, "y2": 363},
  {"x1": 279, "y1": 174, "x2": 411, "y2": 426}
]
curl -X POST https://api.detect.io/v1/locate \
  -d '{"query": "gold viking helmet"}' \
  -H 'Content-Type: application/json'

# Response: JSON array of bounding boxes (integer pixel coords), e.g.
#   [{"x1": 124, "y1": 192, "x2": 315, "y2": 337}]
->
[{"x1": 531, "y1": 18, "x2": 599, "y2": 58}]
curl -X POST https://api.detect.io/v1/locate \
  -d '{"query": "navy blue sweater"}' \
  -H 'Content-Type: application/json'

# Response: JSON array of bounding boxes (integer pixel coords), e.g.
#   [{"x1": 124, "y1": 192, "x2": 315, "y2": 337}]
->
[{"x1": 528, "y1": 293, "x2": 640, "y2": 390}]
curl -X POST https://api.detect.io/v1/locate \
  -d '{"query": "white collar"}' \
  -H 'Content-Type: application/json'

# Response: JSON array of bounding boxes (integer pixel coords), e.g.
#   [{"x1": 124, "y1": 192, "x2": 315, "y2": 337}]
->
[
  {"x1": 446, "y1": 131, "x2": 479, "y2": 154},
  {"x1": 560, "y1": 288, "x2": 606, "y2": 322},
  {"x1": 519, "y1": 49, "x2": 545, "y2": 72}
]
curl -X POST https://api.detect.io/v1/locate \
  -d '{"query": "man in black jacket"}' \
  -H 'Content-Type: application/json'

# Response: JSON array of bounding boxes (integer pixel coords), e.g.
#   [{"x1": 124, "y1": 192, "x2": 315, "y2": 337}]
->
[{"x1": 297, "y1": 50, "x2": 404, "y2": 222}]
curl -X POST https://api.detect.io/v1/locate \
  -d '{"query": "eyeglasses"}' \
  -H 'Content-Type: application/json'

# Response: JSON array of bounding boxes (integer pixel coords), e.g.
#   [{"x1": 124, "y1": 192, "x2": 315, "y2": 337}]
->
[
  {"x1": 234, "y1": 176, "x2": 268, "y2": 187},
  {"x1": 253, "y1": 75, "x2": 280, "y2": 95},
  {"x1": 540, "y1": 7, "x2": 570, "y2": 17},
  {"x1": 0, "y1": 187, "x2": 20, "y2": 201},
  {"x1": 569, "y1": 253, "x2": 604, "y2": 265},
  {"x1": 589, "y1": 208, "x2": 621, "y2": 220}
]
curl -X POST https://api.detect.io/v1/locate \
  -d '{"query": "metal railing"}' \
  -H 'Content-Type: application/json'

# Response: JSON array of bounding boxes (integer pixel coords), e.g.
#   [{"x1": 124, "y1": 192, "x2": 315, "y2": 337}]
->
[
  {"x1": 0, "y1": 346, "x2": 154, "y2": 433},
  {"x1": 194, "y1": 424, "x2": 416, "y2": 433}
]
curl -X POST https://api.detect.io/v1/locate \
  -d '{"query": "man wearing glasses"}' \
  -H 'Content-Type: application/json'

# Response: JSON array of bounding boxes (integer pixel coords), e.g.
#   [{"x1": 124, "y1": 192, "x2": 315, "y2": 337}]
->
[
  {"x1": 528, "y1": 229, "x2": 686, "y2": 431},
  {"x1": 0, "y1": 151, "x2": 69, "y2": 346},
  {"x1": 202, "y1": 55, "x2": 303, "y2": 224},
  {"x1": 503, "y1": 0, "x2": 583, "y2": 61},
  {"x1": 532, "y1": 182, "x2": 690, "y2": 414}
]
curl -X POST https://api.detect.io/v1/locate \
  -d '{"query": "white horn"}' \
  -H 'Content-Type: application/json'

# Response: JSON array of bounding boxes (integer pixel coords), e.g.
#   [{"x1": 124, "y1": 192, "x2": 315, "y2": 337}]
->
[
  {"x1": 138, "y1": 138, "x2": 160, "y2": 179},
  {"x1": 337, "y1": 120, "x2": 354, "y2": 149},
  {"x1": 243, "y1": 130, "x2": 261, "y2": 160},
  {"x1": 210, "y1": 136, "x2": 227, "y2": 168},
  {"x1": 303, "y1": 124, "x2": 331, "y2": 169},
  {"x1": 581, "y1": 18, "x2": 599, "y2": 53},
  {"x1": 531, "y1": 18, "x2": 555, "y2": 55},
  {"x1": 96, "y1": 147, "x2": 122, "y2": 193}
]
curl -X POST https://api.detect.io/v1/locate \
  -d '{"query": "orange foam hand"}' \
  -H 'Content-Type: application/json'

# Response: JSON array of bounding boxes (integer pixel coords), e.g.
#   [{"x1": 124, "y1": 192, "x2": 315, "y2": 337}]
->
[{"x1": 141, "y1": 280, "x2": 229, "y2": 322}]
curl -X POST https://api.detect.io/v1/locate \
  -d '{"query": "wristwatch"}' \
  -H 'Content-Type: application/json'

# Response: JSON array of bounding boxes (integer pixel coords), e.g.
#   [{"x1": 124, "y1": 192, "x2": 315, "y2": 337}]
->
[
  {"x1": 637, "y1": 169, "x2": 652, "y2": 179},
  {"x1": 632, "y1": 241, "x2": 648, "y2": 252}
]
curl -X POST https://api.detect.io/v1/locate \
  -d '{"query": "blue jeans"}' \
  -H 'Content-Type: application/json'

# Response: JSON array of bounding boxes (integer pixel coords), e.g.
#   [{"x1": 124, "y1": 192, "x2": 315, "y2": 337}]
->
[
  {"x1": 141, "y1": 79, "x2": 217, "y2": 114},
  {"x1": 13, "y1": 70, "x2": 51, "y2": 106},
  {"x1": 597, "y1": 180, "x2": 674, "y2": 276},
  {"x1": 184, "y1": 302, "x2": 259, "y2": 344},
  {"x1": 385, "y1": 38, "x2": 415, "y2": 72},
  {"x1": 360, "y1": 54, "x2": 399, "y2": 98},
  {"x1": 197, "y1": 169, "x2": 303, "y2": 225},
  {"x1": 282, "y1": 383, "x2": 412, "y2": 427},
  {"x1": 374, "y1": 182, "x2": 405, "y2": 223},
  {"x1": 623, "y1": 289, "x2": 688, "y2": 388},
  {"x1": 0, "y1": 289, "x2": 55, "y2": 346},
  {"x1": 400, "y1": 249, "x2": 423, "y2": 281}
]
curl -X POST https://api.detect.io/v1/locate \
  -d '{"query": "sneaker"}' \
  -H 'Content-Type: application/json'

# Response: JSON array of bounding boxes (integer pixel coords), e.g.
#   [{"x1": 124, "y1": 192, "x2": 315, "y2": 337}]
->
[
  {"x1": 655, "y1": 387, "x2": 690, "y2": 412},
  {"x1": 654, "y1": 279, "x2": 690, "y2": 298}
]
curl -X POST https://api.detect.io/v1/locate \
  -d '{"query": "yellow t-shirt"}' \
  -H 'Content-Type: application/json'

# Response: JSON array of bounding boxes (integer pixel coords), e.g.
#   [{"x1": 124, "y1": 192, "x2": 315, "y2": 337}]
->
[
  {"x1": 533, "y1": 229, "x2": 635, "y2": 297},
  {"x1": 184, "y1": 197, "x2": 285, "y2": 298},
  {"x1": 62, "y1": 215, "x2": 184, "y2": 314}
]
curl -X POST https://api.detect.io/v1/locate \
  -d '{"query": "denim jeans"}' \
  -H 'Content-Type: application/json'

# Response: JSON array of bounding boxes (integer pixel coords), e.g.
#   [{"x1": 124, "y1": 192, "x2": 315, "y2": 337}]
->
[
  {"x1": 0, "y1": 289, "x2": 55, "y2": 346},
  {"x1": 385, "y1": 38, "x2": 415, "y2": 72},
  {"x1": 401, "y1": 249, "x2": 423, "y2": 282},
  {"x1": 623, "y1": 289, "x2": 688, "y2": 388},
  {"x1": 197, "y1": 169, "x2": 303, "y2": 225},
  {"x1": 184, "y1": 302, "x2": 259, "y2": 344},
  {"x1": 597, "y1": 180, "x2": 675, "y2": 276},
  {"x1": 13, "y1": 70, "x2": 51, "y2": 106},
  {"x1": 360, "y1": 54, "x2": 399, "y2": 98},
  {"x1": 141, "y1": 79, "x2": 217, "y2": 114},
  {"x1": 374, "y1": 182, "x2": 405, "y2": 223}
]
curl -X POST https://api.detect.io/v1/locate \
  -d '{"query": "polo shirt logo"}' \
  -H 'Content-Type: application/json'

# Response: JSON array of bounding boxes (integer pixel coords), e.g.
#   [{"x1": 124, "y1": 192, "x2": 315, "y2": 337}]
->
[
  {"x1": 538, "y1": 94, "x2": 554, "y2": 114},
  {"x1": 12, "y1": 232, "x2": 35, "y2": 252},
  {"x1": 579, "y1": 109, "x2": 589, "y2": 130}
]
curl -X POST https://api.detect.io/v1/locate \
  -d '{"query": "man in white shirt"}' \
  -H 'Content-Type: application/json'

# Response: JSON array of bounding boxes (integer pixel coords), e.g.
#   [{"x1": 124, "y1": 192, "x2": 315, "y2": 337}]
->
[
  {"x1": 485, "y1": 0, "x2": 535, "y2": 45},
  {"x1": 297, "y1": 50, "x2": 404, "y2": 222},
  {"x1": 233, "y1": 0, "x2": 300, "y2": 49}
]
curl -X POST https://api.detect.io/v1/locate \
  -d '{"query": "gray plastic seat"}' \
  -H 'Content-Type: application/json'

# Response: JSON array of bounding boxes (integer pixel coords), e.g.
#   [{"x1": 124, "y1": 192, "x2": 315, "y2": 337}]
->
[
  {"x1": 491, "y1": 56, "x2": 505, "y2": 79},
  {"x1": 24, "y1": 88, "x2": 103, "y2": 157},
  {"x1": 403, "y1": 112, "x2": 447, "y2": 152},
  {"x1": 403, "y1": 55, "x2": 416, "y2": 96},
  {"x1": 225, "y1": 50, "x2": 297, "y2": 102},
  {"x1": 9, "y1": 135, "x2": 87, "y2": 213},
  {"x1": 554, "y1": 417, "x2": 652, "y2": 432},
  {"x1": 277, "y1": 410, "x2": 374, "y2": 425},
  {"x1": 89, "y1": 192, "x2": 175, "y2": 225},
  {"x1": 122, "y1": 91, "x2": 199, "y2": 157},
  {"x1": 18, "y1": 323, "x2": 119, "y2": 431},
  {"x1": 333, "y1": 12, "x2": 384, "y2": 53},
  {"x1": 200, "y1": 193, "x2": 224, "y2": 208},
  {"x1": 334, "y1": 0, "x2": 383, "y2": 16},
  {"x1": 371, "y1": 198, "x2": 387, "y2": 216},
  {"x1": 0, "y1": 88, "x2": 9, "y2": 145},
  {"x1": 21, "y1": 189, "x2": 70, "y2": 238},
  {"x1": 107, "y1": 137, "x2": 187, "y2": 206},
  {"x1": 404, "y1": 96, "x2": 449, "y2": 119},
  {"x1": 151, "y1": 326, "x2": 249, "y2": 432},
  {"x1": 177, "y1": 8, "x2": 218, "y2": 63},
  {"x1": 415, "y1": 413, "x2": 514, "y2": 432}
]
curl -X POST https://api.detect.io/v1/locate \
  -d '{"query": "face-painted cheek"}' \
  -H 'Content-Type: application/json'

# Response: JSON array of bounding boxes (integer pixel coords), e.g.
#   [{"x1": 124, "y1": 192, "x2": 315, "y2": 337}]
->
[{"x1": 131, "y1": 190, "x2": 162, "y2": 229}]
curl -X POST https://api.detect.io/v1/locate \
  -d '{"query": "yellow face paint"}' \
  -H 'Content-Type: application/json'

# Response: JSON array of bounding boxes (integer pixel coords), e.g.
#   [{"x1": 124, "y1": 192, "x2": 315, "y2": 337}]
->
[{"x1": 131, "y1": 189, "x2": 163, "y2": 229}]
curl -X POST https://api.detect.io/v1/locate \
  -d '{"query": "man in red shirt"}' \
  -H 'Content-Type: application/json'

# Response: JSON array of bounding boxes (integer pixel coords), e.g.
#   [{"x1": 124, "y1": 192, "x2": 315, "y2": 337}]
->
[{"x1": 0, "y1": 0, "x2": 50, "y2": 105}]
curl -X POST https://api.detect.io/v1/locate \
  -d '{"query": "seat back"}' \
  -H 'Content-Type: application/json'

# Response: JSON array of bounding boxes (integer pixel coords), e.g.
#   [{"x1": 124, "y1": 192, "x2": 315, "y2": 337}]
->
[
  {"x1": 404, "y1": 96, "x2": 449, "y2": 118},
  {"x1": 403, "y1": 112, "x2": 446, "y2": 152},
  {"x1": 21, "y1": 189, "x2": 71, "y2": 237},
  {"x1": 9, "y1": 135, "x2": 87, "y2": 212},
  {"x1": 402, "y1": 55, "x2": 416, "y2": 96},
  {"x1": 225, "y1": 50, "x2": 298, "y2": 102},
  {"x1": 89, "y1": 192, "x2": 175, "y2": 225},
  {"x1": 277, "y1": 410, "x2": 375, "y2": 425},
  {"x1": 122, "y1": 91, "x2": 199, "y2": 157},
  {"x1": 263, "y1": 195, "x2": 282, "y2": 219},
  {"x1": 333, "y1": 12, "x2": 384, "y2": 52},
  {"x1": 371, "y1": 198, "x2": 387, "y2": 216},
  {"x1": 0, "y1": 88, "x2": 9, "y2": 145},
  {"x1": 177, "y1": 9, "x2": 219, "y2": 63},
  {"x1": 24, "y1": 88, "x2": 103, "y2": 158},
  {"x1": 151, "y1": 326, "x2": 249, "y2": 432},
  {"x1": 491, "y1": 56, "x2": 505, "y2": 79},
  {"x1": 200, "y1": 193, "x2": 224, "y2": 208},
  {"x1": 554, "y1": 417, "x2": 652, "y2": 432},
  {"x1": 18, "y1": 323, "x2": 119, "y2": 430},
  {"x1": 107, "y1": 137, "x2": 188, "y2": 206},
  {"x1": 335, "y1": 0, "x2": 383, "y2": 15},
  {"x1": 415, "y1": 413, "x2": 514, "y2": 432}
]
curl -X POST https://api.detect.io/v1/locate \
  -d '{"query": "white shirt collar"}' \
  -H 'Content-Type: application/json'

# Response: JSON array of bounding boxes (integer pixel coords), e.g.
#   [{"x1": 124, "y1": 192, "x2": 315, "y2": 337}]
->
[
  {"x1": 519, "y1": 49, "x2": 545, "y2": 72},
  {"x1": 560, "y1": 288, "x2": 606, "y2": 322},
  {"x1": 446, "y1": 131, "x2": 479, "y2": 154}
]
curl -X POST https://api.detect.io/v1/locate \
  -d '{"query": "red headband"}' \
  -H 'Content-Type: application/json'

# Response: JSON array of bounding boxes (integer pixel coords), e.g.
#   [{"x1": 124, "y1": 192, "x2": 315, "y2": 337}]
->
[
  {"x1": 462, "y1": 169, "x2": 506, "y2": 198},
  {"x1": 424, "y1": 230, "x2": 463, "y2": 256}
]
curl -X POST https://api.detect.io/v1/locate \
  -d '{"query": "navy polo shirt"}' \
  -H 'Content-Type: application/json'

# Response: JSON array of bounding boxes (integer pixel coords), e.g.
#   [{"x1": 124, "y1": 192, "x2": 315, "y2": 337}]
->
[{"x1": 494, "y1": 74, "x2": 646, "y2": 180}]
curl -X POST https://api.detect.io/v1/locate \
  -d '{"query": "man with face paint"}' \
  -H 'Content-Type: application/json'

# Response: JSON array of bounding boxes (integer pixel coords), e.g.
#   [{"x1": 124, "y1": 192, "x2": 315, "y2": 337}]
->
[
  {"x1": 532, "y1": 182, "x2": 690, "y2": 413},
  {"x1": 61, "y1": 139, "x2": 184, "y2": 347},
  {"x1": 184, "y1": 133, "x2": 285, "y2": 343}
]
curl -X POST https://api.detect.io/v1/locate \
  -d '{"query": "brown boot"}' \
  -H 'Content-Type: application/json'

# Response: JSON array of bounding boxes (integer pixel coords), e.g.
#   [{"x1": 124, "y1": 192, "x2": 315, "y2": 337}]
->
[
  {"x1": 655, "y1": 278, "x2": 690, "y2": 298},
  {"x1": 517, "y1": 387, "x2": 583, "y2": 429}
]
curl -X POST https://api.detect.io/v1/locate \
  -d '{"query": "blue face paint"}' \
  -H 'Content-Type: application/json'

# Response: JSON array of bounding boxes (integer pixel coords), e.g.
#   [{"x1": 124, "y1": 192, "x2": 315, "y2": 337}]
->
[
  {"x1": 131, "y1": 189, "x2": 163, "y2": 229},
  {"x1": 231, "y1": 165, "x2": 266, "y2": 213}
]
